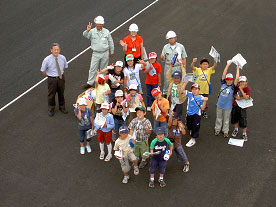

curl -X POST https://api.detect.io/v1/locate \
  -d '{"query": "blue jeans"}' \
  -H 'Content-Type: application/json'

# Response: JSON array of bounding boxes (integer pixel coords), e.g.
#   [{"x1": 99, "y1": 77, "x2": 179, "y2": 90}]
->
[
  {"x1": 114, "y1": 118, "x2": 126, "y2": 132},
  {"x1": 146, "y1": 84, "x2": 158, "y2": 107},
  {"x1": 79, "y1": 129, "x2": 91, "y2": 143},
  {"x1": 109, "y1": 90, "x2": 116, "y2": 103},
  {"x1": 154, "y1": 120, "x2": 168, "y2": 137}
]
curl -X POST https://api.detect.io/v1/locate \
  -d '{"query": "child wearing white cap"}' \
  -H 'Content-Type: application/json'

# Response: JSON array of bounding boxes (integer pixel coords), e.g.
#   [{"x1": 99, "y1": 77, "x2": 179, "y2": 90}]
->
[
  {"x1": 215, "y1": 61, "x2": 240, "y2": 137},
  {"x1": 94, "y1": 103, "x2": 115, "y2": 161},
  {"x1": 231, "y1": 75, "x2": 251, "y2": 141},
  {"x1": 74, "y1": 98, "x2": 94, "y2": 155}
]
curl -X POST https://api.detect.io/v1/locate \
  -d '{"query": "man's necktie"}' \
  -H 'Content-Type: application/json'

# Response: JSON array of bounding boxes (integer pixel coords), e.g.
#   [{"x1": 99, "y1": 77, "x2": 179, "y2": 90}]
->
[{"x1": 55, "y1": 57, "x2": 62, "y2": 79}]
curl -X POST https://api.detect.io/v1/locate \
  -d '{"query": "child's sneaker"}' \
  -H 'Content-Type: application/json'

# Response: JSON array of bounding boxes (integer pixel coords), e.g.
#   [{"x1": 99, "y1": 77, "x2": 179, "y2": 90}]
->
[
  {"x1": 158, "y1": 179, "x2": 166, "y2": 187},
  {"x1": 139, "y1": 160, "x2": 147, "y2": 168},
  {"x1": 183, "y1": 163, "x2": 190, "y2": 173},
  {"x1": 80, "y1": 147, "x2": 85, "y2": 155},
  {"x1": 147, "y1": 107, "x2": 151, "y2": 112},
  {"x1": 186, "y1": 138, "x2": 196, "y2": 147},
  {"x1": 215, "y1": 130, "x2": 220, "y2": 136},
  {"x1": 133, "y1": 166, "x2": 139, "y2": 175},
  {"x1": 122, "y1": 175, "x2": 129, "y2": 184},
  {"x1": 231, "y1": 129, "x2": 238, "y2": 137},
  {"x1": 148, "y1": 179, "x2": 154, "y2": 188},
  {"x1": 99, "y1": 152, "x2": 105, "y2": 160},
  {"x1": 243, "y1": 134, "x2": 248, "y2": 142},
  {"x1": 86, "y1": 145, "x2": 92, "y2": 153},
  {"x1": 202, "y1": 111, "x2": 208, "y2": 119},
  {"x1": 223, "y1": 132, "x2": 229, "y2": 138},
  {"x1": 104, "y1": 154, "x2": 112, "y2": 162}
]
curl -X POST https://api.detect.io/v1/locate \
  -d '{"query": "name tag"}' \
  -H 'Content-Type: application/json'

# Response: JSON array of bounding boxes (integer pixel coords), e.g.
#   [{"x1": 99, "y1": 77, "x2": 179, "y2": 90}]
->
[{"x1": 132, "y1": 48, "x2": 136, "y2": 52}]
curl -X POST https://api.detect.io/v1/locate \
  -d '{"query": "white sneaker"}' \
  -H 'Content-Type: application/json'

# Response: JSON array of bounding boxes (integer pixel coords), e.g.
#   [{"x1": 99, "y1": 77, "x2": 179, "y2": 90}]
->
[
  {"x1": 133, "y1": 166, "x2": 139, "y2": 175},
  {"x1": 147, "y1": 107, "x2": 151, "y2": 112},
  {"x1": 186, "y1": 138, "x2": 196, "y2": 147},
  {"x1": 104, "y1": 154, "x2": 112, "y2": 162},
  {"x1": 122, "y1": 175, "x2": 130, "y2": 184},
  {"x1": 86, "y1": 145, "x2": 92, "y2": 153},
  {"x1": 99, "y1": 152, "x2": 105, "y2": 160},
  {"x1": 80, "y1": 147, "x2": 85, "y2": 155}
]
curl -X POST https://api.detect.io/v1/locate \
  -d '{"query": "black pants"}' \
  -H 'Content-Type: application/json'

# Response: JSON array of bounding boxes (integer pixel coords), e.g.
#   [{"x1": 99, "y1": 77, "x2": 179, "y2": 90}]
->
[{"x1": 47, "y1": 76, "x2": 65, "y2": 110}]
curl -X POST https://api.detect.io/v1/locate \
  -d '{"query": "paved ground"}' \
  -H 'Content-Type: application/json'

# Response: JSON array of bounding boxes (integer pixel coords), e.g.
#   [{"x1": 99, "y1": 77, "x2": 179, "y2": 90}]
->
[{"x1": 1, "y1": 0, "x2": 276, "y2": 206}]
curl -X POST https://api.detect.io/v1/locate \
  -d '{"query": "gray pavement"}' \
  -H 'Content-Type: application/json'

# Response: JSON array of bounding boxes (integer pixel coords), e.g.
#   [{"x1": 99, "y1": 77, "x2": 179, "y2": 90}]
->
[{"x1": 1, "y1": 0, "x2": 276, "y2": 206}]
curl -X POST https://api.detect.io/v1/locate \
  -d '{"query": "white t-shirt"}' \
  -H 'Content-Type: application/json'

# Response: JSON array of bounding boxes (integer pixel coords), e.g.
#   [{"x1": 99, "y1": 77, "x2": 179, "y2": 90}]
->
[
  {"x1": 123, "y1": 64, "x2": 142, "y2": 89},
  {"x1": 171, "y1": 83, "x2": 181, "y2": 105}
]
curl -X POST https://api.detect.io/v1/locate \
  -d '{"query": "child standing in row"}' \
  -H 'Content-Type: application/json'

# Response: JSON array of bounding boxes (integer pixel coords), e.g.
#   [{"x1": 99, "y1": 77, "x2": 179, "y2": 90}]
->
[
  {"x1": 181, "y1": 81, "x2": 208, "y2": 147},
  {"x1": 95, "y1": 71, "x2": 111, "y2": 113},
  {"x1": 74, "y1": 98, "x2": 94, "y2": 155},
  {"x1": 94, "y1": 103, "x2": 115, "y2": 161},
  {"x1": 215, "y1": 61, "x2": 240, "y2": 137},
  {"x1": 114, "y1": 126, "x2": 139, "y2": 184},
  {"x1": 129, "y1": 106, "x2": 152, "y2": 168},
  {"x1": 142, "y1": 52, "x2": 162, "y2": 111},
  {"x1": 191, "y1": 58, "x2": 217, "y2": 118},
  {"x1": 149, "y1": 127, "x2": 173, "y2": 188}
]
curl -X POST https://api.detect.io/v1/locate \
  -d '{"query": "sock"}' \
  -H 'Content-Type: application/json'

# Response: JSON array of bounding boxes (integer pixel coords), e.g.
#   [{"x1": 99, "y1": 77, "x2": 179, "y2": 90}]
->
[
  {"x1": 150, "y1": 177, "x2": 154, "y2": 181},
  {"x1": 243, "y1": 132, "x2": 247, "y2": 135},
  {"x1": 107, "y1": 143, "x2": 112, "y2": 156},
  {"x1": 99, "y1": 143, "x2": 104, "y2": 154},
  {"x1": 235, "y1": 128, "x2": 239, "y2": 131},
  {"x1": 159, "y1": 176, "x2": 164, "y2": 180}
]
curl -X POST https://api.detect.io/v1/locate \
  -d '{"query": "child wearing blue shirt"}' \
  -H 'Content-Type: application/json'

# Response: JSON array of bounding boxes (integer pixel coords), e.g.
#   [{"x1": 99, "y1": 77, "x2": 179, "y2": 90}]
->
[
  {"x1": 215, "y1": 61, "x2": 240, "y2": 137},
  {"x1": 181, "y1": 81, "x2": 208, "y2": 147}
]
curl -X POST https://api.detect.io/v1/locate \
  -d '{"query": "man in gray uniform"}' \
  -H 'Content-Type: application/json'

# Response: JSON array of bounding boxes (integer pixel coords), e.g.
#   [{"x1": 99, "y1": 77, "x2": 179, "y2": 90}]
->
[
  {"x1": 160, "y1": 31, "x2": 187, "y2": 97},
  {"x1": 83, "y1": 16, "x2": 114, "y2": 88}
]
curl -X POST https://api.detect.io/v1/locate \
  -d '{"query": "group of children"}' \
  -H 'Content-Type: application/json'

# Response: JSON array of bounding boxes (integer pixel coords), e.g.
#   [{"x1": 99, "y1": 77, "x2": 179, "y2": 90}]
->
[{"x1": 74, "y1": 48, "x2": 251, "y2": 187}]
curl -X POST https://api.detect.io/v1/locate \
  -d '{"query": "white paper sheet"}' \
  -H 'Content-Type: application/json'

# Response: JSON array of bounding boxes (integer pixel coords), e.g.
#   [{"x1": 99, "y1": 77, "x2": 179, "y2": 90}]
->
[
  {"x1": 86, "y1": 129, "x2": 95, "y2": 138},
  {"x1": 232, "y1": 53, "x2": 247, "y2": 69},
  {"x1": 236, "y1": 98, "x2": 253, "y2": 109},
  {"x1": 155, "y1": 103, "x2": 161, "y2": 120},
  {"x1": 114, "y1": 149, "x2": 123, "y2": 159},
  {"x1": 95, "y1": 113, "x2": 106, "y2": 128},
  {"x1": 182, "y1": 73, "x2": 200, "y2": 83},
  {"x1": 228, "y1": 138, "x2": 244, "y2": 147},
  {"x1": 209, "y1": 46, "x2": 220, "y2": 63}
]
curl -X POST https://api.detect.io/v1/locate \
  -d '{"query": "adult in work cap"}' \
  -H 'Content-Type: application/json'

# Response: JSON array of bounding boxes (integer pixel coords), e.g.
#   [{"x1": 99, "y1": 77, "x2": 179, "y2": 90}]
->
[
  {"x1": 166, "y1": 31, "x2": 177, "y2": 39},
  {"x1": 129, "y1": 23, "x2": 139, "y2": 32},
  {"x1": 94, "y1": 16, "x2": 104, "y2": 24}
]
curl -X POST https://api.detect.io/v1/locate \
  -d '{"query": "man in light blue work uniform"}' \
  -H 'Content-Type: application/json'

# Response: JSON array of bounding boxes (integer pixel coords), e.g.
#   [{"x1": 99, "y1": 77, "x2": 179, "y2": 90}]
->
[
  {"x1": 160, "y1": 31, "x2": 187, "y2": 97},
  {"x1": 83, "y1": 16, "x2": 114, "y2": 88}
]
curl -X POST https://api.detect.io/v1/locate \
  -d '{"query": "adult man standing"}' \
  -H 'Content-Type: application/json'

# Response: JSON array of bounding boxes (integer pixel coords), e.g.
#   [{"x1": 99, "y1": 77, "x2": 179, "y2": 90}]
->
[
  {"x1": 83, "y1": 16, "x2": 114, "y2": 88},
  {"x1": 41, "y1": 43, "x2": 68, "y2": 117},
  {"x1": 160, "y1": 31, "x2": 187, "y2": 97}
]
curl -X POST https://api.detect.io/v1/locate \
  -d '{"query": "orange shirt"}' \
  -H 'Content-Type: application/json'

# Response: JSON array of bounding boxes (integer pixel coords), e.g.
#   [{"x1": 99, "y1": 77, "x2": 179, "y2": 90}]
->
[
  {"x1": 142, "y1": 61, "x2": 162, "y2": 85},
  {"x1": 123, "y1": 34, "x2": 143, "y2": 58},
  {"x1": 151, "y1": 98, "x2": 170, "y2": 122}
]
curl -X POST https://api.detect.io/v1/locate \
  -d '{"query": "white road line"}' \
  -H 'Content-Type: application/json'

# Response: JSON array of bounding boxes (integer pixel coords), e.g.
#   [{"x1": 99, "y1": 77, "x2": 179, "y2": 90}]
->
[{"x1": 0, "y1": 0, "x2": 159, "y2": 112}]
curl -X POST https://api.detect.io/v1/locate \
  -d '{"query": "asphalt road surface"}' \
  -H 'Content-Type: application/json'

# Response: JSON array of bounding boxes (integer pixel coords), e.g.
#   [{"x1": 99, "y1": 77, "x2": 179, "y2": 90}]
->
[{"x1": 1, "y1": 0, "x2": 276, "y2": 206}]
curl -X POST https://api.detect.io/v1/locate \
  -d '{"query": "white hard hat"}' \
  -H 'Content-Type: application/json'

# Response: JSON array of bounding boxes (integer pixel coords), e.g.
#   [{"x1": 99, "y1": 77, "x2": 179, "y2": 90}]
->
[
  {"x1": 166, "y1": 30, "x2": 177, "y2": 39},
  {"x1": 129, "y1": 23, "x2": 139, "y2": 32},
  {"x1": 94, "y1": 16, "x2": 104, "y2": 24}
]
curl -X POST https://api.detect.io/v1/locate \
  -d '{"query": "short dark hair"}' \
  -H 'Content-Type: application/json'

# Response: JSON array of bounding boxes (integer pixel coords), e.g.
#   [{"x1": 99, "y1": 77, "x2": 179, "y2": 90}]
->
[
  {"x1": 51, "y1": 43, "x2": 60, "y2": 49},
  {"x1": 200, "y1": 58, "x2": 209, "y2": 64}
]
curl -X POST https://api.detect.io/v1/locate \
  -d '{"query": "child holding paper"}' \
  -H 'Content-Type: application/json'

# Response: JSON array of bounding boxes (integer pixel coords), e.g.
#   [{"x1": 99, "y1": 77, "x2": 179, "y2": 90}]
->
[
  {"x1": 74, "y1": 98, "x2": 94, "y2": 155},
  {"x1": 231, "y1": 76, "x2": 251, "y2": 141},
  {"x1": 181, "y1": 81, "x2": 208, "y2": 147},
  {"x1": 166, "y1": 63, "x2": 187, "y2": 120},
  {"x1": 95, "y1": 71, "x2": 111, "y2": 113},
  {"x1": 94, "y1": 103, "x2": 115, "y2": 161},
  {"x1": 151, "y1": 88, "x2": 170, "y2": 137},
  {"x1": 191, "y1": 58, "x2": 217, "y2": 118},
  {"x1": 128, "y1": 106, "x2": 152, "y2": 168},
  {"x1": 214, "y1": 61, "x2": 240, "y2": 138},
  {"x1": 114, "y1": 126, "x2": 139, "y2": 184},
  {"x1": 148, "y1": 127, "x2": 173, "y2": 188},
  {"x1": 142, "y1": 52, "x2": 162, "y2": 111}
]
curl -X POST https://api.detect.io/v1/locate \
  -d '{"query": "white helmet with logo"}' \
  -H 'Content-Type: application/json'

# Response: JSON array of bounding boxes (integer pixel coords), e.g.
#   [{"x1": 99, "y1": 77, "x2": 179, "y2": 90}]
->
[
  {"x1": 129, "y1": 23, "x2": 139, "y2": 32},
  {"x1": 166, "y1": 30, "x2": 177, "y2": 39},
  {"x1": 94, "y1": 16, "x2": 104, "y2": 24}
]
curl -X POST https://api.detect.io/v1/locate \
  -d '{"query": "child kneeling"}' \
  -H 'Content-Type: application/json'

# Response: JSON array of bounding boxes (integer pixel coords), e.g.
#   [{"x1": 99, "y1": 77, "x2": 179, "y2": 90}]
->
[{"x1": 114, "y1": 126, "x2": 139, "y2": 184}]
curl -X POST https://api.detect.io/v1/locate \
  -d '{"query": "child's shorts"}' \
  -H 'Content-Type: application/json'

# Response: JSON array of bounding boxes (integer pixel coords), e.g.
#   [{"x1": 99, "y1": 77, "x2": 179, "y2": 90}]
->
[
  {"x1": 149, "y1": 158, "x2": 167, "y2": 174},
  {"x1": 119, "y1": 152, "x2": 137, "y2": 173},
  {"x1": 231, "y1": 105, "x2": 247, "y2": 128},
  {"x1": 173, "y1": 103, "x2": 184, "y2": 119},
  {"x1": 186, "y1": 114, "x2": 201, "y2": 138},
  {"x1": 133, "y1": 141, "x2": 149, "y2": 159},
  {"x1": 79, "y1": 129, "x2": 91, "y2": 143},
  {"x1": 96, "y1": 130, "x2": 112, "y2": 144}
]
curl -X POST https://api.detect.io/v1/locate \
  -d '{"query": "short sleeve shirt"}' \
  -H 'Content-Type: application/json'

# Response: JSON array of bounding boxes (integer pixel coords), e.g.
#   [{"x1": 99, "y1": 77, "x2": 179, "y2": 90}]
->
[
  {"x1": 126, "y1": 93, "x2": 143, "y2": 109},
  {"x1": 128, "y1": 117, "x2": 152, "y2": 142},
  {"x1": 111, "y1": 101, "x2": 124, "y2": 120},
  {"x1": 193, "y1": 67, "x2": 215, "y2": 94},
  {"x1": 107, "y1": 69, "x2": 124, "y2": 91},
  {"x1": 143, "y1": 61, "x2": 162, "y2": 85},
  {"x1": 150, "y1": 137, "x2": 173, "y2": 160},
  {"x1": 74, "y1": 108, "x2": 93, "y2": 130},
  {"x1": 95, "y1": 83, "x2": 110, "y2": 104},
  {"x1": 171, "y1": 83, "x2": 181, "y2": 105},
  {"x1": 123, "y1": 64, "x2": 143, "y2": 89},
  {"x1": 217, "y1": 80, "x2": 235, "y2": 110},
  {"x1": 185, "y1": 91, "x2": 204, "y2": 116},
  {"x1": 114, "y1": 134, "x2": 133, "y2": 157},
  {"x1": 233, "y1": 86, "x2": 251, "y2": 107},
  {"x1": 151, "y1": 98, "x2": 170, "y2": 122},
  {"x1": 123, "y1": 34, "x2": 143, "y2": 58},
  {"x1": 41, "y1": 54, "x2": 68, "y2": 77}
]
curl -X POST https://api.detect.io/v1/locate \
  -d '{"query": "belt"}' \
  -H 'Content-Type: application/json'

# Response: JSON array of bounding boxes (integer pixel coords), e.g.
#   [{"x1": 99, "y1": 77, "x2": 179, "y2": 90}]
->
[
  {"x1": 48, "y1": 75, "x2": 64, "y2": 79},
  {"x1": 165, "y1": 63, "x2": 181, "y2": 67},
  {"x1": 92, "y1": 50, "x2": 108, "y2": 53}
]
